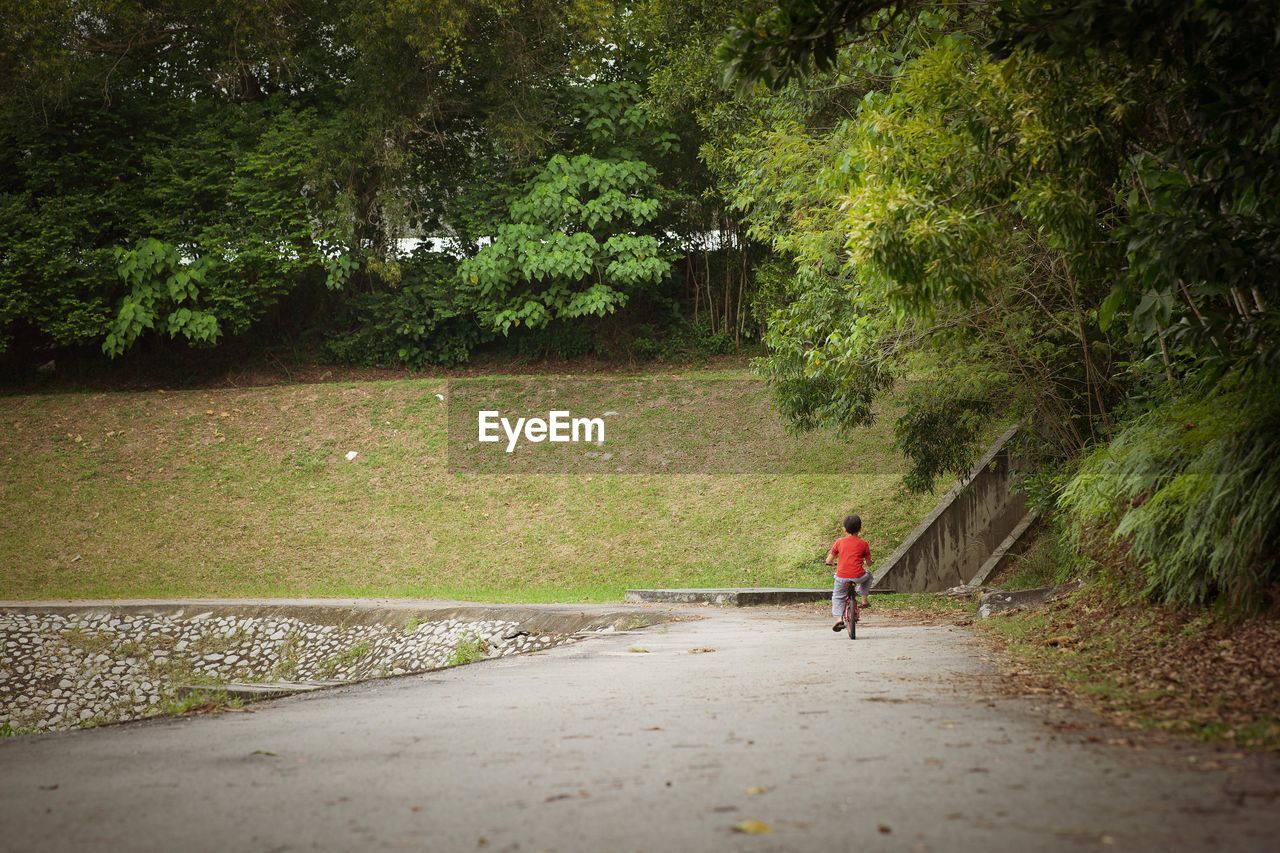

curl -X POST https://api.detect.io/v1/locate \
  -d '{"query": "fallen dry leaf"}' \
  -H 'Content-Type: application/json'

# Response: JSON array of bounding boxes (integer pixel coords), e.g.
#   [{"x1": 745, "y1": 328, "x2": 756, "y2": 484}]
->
[
  {"x1": 745, "y1": 786, "x2": 769, "y2": 795},
  {"x1": 731, "y1": 821, "x2": 771, "y2": 834},
  {"x1": 689, "y1": 646, "x2": 716, "y2": 654},
  {"x1": 975, "y1": 583, "x2": 1280, "y2": 750}
]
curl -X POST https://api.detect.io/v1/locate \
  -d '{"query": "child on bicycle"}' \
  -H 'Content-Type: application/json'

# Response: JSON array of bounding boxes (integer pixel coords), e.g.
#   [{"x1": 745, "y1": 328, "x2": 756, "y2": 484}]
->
[{"x1": 826, "y1": 513, "x2": 872, "y2": 632}]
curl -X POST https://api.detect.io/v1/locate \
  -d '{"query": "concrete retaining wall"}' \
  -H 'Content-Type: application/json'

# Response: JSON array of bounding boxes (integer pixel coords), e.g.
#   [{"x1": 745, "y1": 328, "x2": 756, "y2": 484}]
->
[{"x1": 874, "y1": 427, "x2": 1029, "y2": 593}]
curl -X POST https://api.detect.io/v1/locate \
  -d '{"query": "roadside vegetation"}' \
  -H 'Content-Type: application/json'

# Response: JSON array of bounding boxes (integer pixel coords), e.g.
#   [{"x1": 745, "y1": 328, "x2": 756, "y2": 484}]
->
[
  {"x1": 5, "y1": 1, "x2": 1274, "y2": 617},
  {"x1": 864, "y1": 593, "x2": 970, "y2": 621},
  {"x1": 963, "y1": 524, "x2": 1278, "y2": 750},
  {"x1": 980, "y1": 582, "x2": 1280, "y2": 750},
  {"x1": 447, "y1": 635, "x2": 490, "y2": 668},
  {"x1": 159, "y1": 689, "x2": 244, "y2": 719}
]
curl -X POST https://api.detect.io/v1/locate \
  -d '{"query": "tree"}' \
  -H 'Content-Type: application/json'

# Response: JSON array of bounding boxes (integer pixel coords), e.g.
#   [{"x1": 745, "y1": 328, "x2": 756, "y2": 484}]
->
[
  {"x1": 715, "y1": 0, "x2": 1280, "y2": 609},
  {"x1": 0, "y1": 0, "x2": 620, "y2": 359},
  {"x1": 459, "y1": 82, "x2": 677, "y2": 334}
]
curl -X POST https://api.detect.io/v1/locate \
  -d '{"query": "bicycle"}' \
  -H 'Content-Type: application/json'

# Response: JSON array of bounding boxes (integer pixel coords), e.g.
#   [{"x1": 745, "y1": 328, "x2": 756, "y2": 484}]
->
[{"x1": 836, "y1": 578, "x2": 860, "y2": 640}]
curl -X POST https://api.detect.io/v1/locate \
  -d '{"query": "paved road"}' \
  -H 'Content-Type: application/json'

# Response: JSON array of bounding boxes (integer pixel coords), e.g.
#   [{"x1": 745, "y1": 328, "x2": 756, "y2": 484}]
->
[{"x1": 2, "y1": 607, "x2": 1277, "y2": 852}]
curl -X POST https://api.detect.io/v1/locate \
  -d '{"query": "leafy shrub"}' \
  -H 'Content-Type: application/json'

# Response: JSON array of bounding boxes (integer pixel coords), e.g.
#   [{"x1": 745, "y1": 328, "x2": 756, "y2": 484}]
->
[
  {"x1": 325, "y1": 252, "x2": 490, "y2": 368},
  {"x1": 688, "y1": 320, "x2": 736, "y2": 356},
  {"x1": 1060, "y1": 374, "x2": 1280, "y2": 612},
  {"x1": 458, "y1": 82, "x2": 676, "y2": 335},
  {"x1": 103, "y1": 239, "x2": 222, "y2": 356},
  {"x1": 2, "y1": 97, "x2": 352, "y2": 358},
  {"x1": 628, "y1": 323, "x2": 667, "y2": 361},
  {"x1": 626, "y1": 319, "x2": 743, "y2": 362}
]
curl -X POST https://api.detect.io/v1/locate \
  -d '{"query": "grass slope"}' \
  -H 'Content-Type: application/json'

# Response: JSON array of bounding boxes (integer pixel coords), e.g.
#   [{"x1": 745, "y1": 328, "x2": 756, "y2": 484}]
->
[{"x1": 0, "y1": 370, "x2": 936, "y2": 602}]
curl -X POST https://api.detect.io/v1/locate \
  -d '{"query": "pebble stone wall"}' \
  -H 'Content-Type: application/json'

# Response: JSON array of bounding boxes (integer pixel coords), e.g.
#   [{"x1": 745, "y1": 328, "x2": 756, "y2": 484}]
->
[{"x1": 0, "y1": 609, "x2": 571, "y2": 735}]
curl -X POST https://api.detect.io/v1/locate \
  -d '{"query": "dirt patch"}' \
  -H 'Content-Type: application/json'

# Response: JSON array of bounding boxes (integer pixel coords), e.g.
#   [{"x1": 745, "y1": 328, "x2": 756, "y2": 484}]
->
[{"x1": 976, "y1": 584, "x2": 1280, "y2": 749}]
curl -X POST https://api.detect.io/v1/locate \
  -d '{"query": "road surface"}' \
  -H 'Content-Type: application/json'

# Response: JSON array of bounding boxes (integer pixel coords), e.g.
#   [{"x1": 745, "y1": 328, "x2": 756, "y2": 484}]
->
[{"x1": 2, "y1": 606, "x2": 1277, "y2": 852}]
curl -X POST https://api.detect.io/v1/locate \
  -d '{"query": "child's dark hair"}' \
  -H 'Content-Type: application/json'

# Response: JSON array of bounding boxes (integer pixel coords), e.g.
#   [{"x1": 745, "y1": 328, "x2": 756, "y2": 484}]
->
[{"x1": 843, "y1": 514, "x2": 862, "y2": 535}]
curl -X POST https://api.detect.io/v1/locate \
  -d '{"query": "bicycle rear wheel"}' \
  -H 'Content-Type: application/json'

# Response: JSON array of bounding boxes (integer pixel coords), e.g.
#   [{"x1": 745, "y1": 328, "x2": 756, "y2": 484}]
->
[{"x1": 844, "y1": 596, "x2": 857, "y2": 640}]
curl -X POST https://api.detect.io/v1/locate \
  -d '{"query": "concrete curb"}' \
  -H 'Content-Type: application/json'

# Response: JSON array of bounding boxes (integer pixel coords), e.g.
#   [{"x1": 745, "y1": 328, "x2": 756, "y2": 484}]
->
[
  {"x1": 625, "y1": 588, "x2": 831, "y2": 606},
  {"x1": 175, "y1": 681, "x2": 343, "y2": 702}
]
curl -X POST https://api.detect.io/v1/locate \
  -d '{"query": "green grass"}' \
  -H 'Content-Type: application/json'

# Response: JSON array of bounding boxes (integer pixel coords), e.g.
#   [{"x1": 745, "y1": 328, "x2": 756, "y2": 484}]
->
[
  {"x1": 60, "y1": 627, "x2": 115, "y2": 653},
  {"x1": 0, "y1": 369, "x2": 938, "y2": 602},
  {"x1": 0, "y1": 720, "x2": 37, "y2": 738},
  {"x1": 271, "y1": 643, "x2": 300, "y2": 680},
  {"x1": 993, "y1": 525, "x2": 1076, "y2": 590},
  {"x1": 447, "y1": 634, "x2": 489, "y2": 666},
  {"x1": 160, "y1": 688, "x2": 242, "y2": 716},
  {"x1": 337, "y1": 641, "x2": 371, "y2": 665}
]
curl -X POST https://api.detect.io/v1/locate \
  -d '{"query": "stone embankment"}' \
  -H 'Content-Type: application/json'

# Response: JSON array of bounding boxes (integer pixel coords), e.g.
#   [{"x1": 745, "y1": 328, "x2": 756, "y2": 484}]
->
[{"x1": 0, "y1": 603, "x2": 652, "y2": 735}]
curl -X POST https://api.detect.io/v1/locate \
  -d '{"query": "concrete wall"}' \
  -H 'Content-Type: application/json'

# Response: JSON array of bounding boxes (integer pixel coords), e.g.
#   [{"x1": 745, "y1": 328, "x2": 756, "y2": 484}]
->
[{"x1": 874, "y1": 427, "x2": 1028, "y2": 593}]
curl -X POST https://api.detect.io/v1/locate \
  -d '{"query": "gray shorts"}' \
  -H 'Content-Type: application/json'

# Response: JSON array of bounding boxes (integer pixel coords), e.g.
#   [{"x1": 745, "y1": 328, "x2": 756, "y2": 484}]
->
[{"x1": 832, "y1": 574, "x2": 871, "y2": 617}]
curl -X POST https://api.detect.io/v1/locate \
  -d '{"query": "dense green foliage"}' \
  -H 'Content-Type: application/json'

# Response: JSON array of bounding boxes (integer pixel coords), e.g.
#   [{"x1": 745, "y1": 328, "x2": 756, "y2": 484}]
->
[
  {"x1": 459, "y1": 82, "x2": 676, "y2": 334},
  {"x1": 325, "y1": 250, "x2": 489, "y2": 367},
  {"x1": 4, "y1": 0, "x2": 1276, "y2": 609},
  {"x1": 1, "y1": 0, "x2": 752, "y2": 365},
  {"x1": 104, "y1": 239, "x2": 221, "y2": 355},
  {"x1": 715, "y1": 0, "x2": 1280, "y2": 610},
  {"x1": 1062, "y1": 378, "x2": 1280, "y2": 610}
]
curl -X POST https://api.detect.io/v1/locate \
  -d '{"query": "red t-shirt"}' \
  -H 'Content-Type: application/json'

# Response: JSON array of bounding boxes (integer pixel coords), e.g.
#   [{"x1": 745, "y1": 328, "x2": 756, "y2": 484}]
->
[{"x1": 829, "y1": 535, "x2": 871, "y2": 579}]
